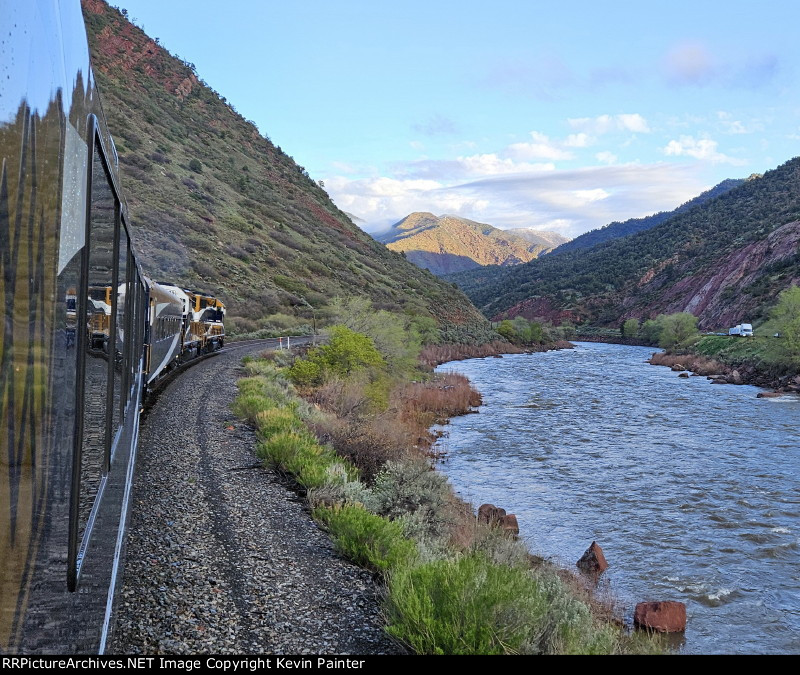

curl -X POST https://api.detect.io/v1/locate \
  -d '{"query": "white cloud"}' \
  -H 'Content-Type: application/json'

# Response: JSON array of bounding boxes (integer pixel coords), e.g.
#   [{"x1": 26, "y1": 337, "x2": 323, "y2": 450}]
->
[
  {"x1": 507, "y1": 131, "x2": 574, "y2": 161},
  {"x1": 326, "y1": 163, "x2": 707, "y2": 238},
  {"x1": 568, "y1": 113, "x2": 651, "y2": 135},
  {"x1": 395, "y1": 154, "x2": 556, "y2": 181},
  {"x1": 663, "y1": 135, "x2": 746, "y2": 165},
  {"x1": 565, "y1": 132, "x2": 592, "y2": 147},
  {"x1": 595, "y1": 151, "x2": 618, "y2": 164}
]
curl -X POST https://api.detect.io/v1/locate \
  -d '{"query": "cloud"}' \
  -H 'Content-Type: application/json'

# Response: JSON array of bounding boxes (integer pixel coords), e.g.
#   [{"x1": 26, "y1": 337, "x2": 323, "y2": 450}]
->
[
  {"x1": 325, "y1": 162, "x2": 708, "y2": 237},
  {"x1": 664, "y1": 42, "x2": 715, "y2": 85},
  {"x1": 565, "y1": 133, "x2": 592, "y2": 148},
  {"x1": 663, "y1": 135, "x2": 746, "y2": 165},
  {"x1": 507, "y1": 131, "x2": 574, "y2": 161},
  {"x1": 394, "y1": 154, "x2": 556, "y2": 181},
  {"x1": 568, "y1": 113, "x2": 650, "y2": 135},
  {"x1": 412, "y1": 113, "x2": 459, "y2": 136},
  {"x1": 595, "y1": 151, "x2": 618, "y2": 164},
  {"x1": 662, "y1": 42, "x2": 780, "y2": 89}
]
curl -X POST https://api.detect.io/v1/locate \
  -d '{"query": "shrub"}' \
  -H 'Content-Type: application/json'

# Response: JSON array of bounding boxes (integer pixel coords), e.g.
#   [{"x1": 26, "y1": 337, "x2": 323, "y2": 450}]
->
[
  {"x1": 257, "y1": 431, "x2": 353, "y2": 489},
  {"x1": 371, "y1": 459, "x2": 452, "y2": 537},
  {"x1": 288, "y1": 325, "x2": 385, "y2": 386},
  {"x1": 189, "y1": 158, "x2": 203, "y2": 173},
  {"x1": 384, "y1": 553, "x2": 621, "y2": 655},
  {"x1": 314, "y1": 505, "x2": 418, "y2": 573}
]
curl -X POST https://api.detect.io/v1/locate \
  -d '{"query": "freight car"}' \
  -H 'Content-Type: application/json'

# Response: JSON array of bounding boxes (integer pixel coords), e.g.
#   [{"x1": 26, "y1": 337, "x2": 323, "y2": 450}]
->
[{"x1": 0, "y1": 0, "x2": 224, "y2": 653}]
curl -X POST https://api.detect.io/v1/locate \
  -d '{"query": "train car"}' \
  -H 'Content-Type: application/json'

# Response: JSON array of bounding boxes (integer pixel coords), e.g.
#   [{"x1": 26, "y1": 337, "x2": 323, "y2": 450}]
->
[
  {"x1": 143, "y1": 280, "x2": 184, "y2": 384},
  {"x1": 185, "y1": 289, "x2": 226, "y2": 353},
  {"x1": 1, "y1": 0, "x2": 151, "y2": 653}
]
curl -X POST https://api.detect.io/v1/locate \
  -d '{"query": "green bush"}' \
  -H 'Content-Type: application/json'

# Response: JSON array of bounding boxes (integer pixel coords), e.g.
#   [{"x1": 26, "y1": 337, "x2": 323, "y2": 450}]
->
[
  {"x1": 257, "y1": 431, "x2": 353, "y2": 489},
  {"x1": 370, "y1": 459, "x2": 452, "y2": 538},
  {"x1": 314, "y1": 505, "x2": 418, "y2": 573},
  {"x1": 384, "y1": 554, "x2": 621, "y2": 655},
  {"x1": 655, "y1": 312, "x2": 699, "y2": 349},
  {"x1": 288, "y1": 325, "x2": 385, "y2": 387}
]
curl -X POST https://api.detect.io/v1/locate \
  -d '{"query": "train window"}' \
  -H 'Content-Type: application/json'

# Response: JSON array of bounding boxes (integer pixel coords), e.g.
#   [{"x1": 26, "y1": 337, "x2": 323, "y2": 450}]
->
[{"x1": 71, "y1": 139, "x2": 117, "y2": 577}]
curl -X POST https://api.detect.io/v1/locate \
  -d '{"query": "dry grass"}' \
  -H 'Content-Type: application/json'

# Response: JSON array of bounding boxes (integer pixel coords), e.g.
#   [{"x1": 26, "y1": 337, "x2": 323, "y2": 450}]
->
[
  {"x1": 648, "y1": 350, "x2": 725, "y2": 375},
  {"x1": 420, "y1": 341, "x2": 524, "y2": 368}
]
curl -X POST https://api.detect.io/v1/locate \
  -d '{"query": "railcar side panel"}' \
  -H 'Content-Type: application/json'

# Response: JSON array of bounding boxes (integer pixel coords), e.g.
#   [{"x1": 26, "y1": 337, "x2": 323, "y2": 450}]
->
[{"x1": 0, "y1": 0, "x2": 146, "y2": 653}]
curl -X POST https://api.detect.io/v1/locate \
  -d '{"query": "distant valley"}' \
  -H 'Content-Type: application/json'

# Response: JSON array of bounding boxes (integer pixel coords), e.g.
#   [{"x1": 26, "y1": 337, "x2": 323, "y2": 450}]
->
[{"x1": 376, "y1": 212, "x2": 567, "y2": 276}]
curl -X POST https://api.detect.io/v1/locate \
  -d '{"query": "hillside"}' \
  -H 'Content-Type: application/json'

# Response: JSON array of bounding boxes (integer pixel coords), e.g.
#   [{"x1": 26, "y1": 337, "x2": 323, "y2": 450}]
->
[
  {"x1": 377, "y1": 212, "x2": 566, "y2": 275},
  {"x1": 549, "y1": 179, "x2": 744, "y2": 256},
  {"x1": 449, "y1": 158, "x2": 800, "y2": 329},
  {"x1": 81, "y1": 0, "x2": 494, "y2": 342}
]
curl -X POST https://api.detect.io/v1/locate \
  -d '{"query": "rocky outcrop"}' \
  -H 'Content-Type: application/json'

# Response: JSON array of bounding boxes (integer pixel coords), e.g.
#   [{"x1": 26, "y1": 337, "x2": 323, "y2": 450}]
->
[
  {"x1": 477, "y1": 503, "x2": 519, "y2": 536},
  {"x1": 633, "y1": 601, "x2": 687, "y2": 633},
  {"x1": 627, "y1": 220, "x2": 800, "y2": 330},
  {"x1": 576, "y1": 541, "x2": 608, "y2": 574}
]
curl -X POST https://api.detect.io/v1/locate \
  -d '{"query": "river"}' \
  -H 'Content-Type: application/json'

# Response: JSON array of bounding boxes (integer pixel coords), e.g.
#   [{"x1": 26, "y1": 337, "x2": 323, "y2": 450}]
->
[{"x1": 434, "y1": 341, "x2": 800, "y2": 654}]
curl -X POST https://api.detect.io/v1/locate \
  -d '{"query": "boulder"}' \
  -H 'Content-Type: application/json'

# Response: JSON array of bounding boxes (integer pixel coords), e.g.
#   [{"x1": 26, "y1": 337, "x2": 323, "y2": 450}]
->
[
  {"x1": 678, "y1": 372, "x2": 689, "y2": 378},
  {"x1": 499, "y1": 514, "x2": 519, "y2": 536},
  {"x1": 576, "y1": 541, "x2": 608, "y2": 574},
  {"x1": 633, "y1": 601, "x2": 687, "y2": 633},
  {"x1": 477, "y1": 504, "x2": 506, "y2": 524},
  {"x1": 731, "y1": 369, "x2": 743, "y2": 385},
  {"x1": 710, "y1": 379, "x2": 728, "y2": 385},
  {"x1": 670, "y1": 364, "x2": 686, "y2": 372},
  {"x1": 757, "y1": 391, "x2": 783, "y2": 398}
]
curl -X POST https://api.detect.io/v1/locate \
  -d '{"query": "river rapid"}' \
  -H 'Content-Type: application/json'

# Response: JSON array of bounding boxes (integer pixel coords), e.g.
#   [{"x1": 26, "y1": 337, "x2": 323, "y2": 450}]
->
[{"x1": 434, "y1": 341, "x2": 800, "y2": 654}]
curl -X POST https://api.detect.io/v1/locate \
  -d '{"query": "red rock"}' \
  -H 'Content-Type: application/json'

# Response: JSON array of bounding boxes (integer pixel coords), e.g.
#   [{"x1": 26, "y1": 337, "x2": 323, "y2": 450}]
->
[
  {"x1": 634, "y1": 601, "x2": 687, "y2": 633},
  {"x1": 477, "y1": 504, "x2": 506, "y2": 524},
  {"x1": 576, "y1": 541, "x2": 608, "y2": 574},
  {"x1": 499, "y1": 514, "x2": 519, "y2": 536}
]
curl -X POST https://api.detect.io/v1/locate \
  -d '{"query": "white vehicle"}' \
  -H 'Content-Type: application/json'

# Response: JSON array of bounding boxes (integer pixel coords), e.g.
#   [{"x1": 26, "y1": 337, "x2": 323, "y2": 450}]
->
[{"x1": 729, "y1": 323, "x2": 754, "y2": 336}]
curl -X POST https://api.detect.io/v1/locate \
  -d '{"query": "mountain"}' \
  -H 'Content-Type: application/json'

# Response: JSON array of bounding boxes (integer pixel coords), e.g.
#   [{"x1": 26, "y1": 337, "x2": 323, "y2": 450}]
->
[
  {"x1": 81, "y1": 0, "x2": 494, "y2": 342},
  {"x1": 548, "y1": 179, "x2": 745, "y2": 256},
  {"x1": 506, "y1": 228, "x2": 570, "y2": 249},
  {"x1": 449, "y1": 159, "x2": 800, "y2": 330},
  {"x1": 376, "y1": 212, "x2": 567, "y2": 276}
]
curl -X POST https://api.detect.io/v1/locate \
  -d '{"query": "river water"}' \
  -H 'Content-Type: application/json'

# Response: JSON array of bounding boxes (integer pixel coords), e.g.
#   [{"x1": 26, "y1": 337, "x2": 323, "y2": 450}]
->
[{"x1": 434, "y1": 341, "x2": 800, "y2": 654}]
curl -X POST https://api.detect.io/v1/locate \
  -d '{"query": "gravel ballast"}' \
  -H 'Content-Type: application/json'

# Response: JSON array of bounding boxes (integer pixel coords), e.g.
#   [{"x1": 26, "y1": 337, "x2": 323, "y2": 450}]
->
[{"x1": 110, "y1": 342, "x2": 400, "y2": 654}]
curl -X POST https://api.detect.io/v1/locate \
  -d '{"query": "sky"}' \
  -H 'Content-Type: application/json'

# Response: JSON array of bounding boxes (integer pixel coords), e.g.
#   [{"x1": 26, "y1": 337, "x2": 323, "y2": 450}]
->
[{"x1": 116, "y1": 0, "x2": 800, "y2": 238}]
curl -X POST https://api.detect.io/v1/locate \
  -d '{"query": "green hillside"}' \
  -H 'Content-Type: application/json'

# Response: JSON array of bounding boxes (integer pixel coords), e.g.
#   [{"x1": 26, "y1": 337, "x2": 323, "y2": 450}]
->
[
  {"x1": 81, "y1": 0, "x2": 493, "y2": 342},
  {"x1": 449, "y1": 158, "x2": 800, "y2": 328}
]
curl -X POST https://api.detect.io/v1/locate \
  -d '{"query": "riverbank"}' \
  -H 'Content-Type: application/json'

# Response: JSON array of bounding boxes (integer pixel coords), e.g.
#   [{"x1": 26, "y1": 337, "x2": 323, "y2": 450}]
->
[
  {"x1": 649, "y1": 335, "x2": 800, "y2": 394},
  {"x1": 234, "y1": 346, "x2": 666, "y2": 655},
  {"x1": 421, "y1": 340, "x2": 573, "y2": 368}
]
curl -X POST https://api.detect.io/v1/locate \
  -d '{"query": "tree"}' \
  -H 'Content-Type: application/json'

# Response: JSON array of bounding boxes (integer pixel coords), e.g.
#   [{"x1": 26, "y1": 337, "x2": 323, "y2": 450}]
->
[
  {"x1": 770, "y1": 285, "x2": 800, "y2": 364},
  {"x1": 496, "y1": 320, "x2": 517, "y2": 342},
  {"x1": 641, "y1": 319, "x2": 661, "y2": 344},
  {"x1": 655, "y1": 312, "x2": 698, "y2": 350},
  {"x1": 622, "y1": 318, "x2": 639, "y2": 338}
]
